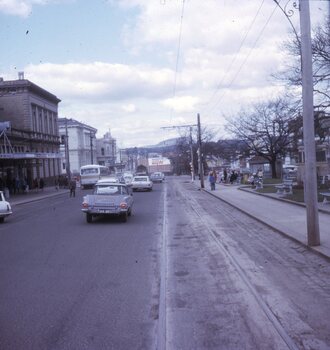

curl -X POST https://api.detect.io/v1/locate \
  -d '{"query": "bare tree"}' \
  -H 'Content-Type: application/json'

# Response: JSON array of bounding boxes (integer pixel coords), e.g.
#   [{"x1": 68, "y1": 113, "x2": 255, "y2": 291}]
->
[
  {"x1": 225, "y1": 98, "x2": 299, "y2": 178},
  {"x1": 275, "y1": 19, "x2": 330, "y2": 110}
]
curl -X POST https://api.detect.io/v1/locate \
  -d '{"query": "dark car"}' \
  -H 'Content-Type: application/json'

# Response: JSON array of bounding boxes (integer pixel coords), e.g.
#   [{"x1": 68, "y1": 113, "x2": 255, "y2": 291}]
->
[{"x1": 150, "y1": 172, "x2": 165, "y2": 183}]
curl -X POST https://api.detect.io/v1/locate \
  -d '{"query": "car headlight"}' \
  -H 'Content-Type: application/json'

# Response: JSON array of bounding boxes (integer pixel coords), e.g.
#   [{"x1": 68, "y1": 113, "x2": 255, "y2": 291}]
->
[{"x1": 82, "y1": 202, "x2": 89, "y2": 208}]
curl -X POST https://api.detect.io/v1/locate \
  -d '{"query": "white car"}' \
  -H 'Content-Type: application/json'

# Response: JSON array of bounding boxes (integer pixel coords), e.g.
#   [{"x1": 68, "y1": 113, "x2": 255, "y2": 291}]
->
[
  {"x1": 131, "y1": 176, "x2": 153, "y2": 191},
  {"x1": 82, "y1": 181, "x2": 133, "y2": 223},
  {"x1": 0, "y1": 191, "x2": 12, "y2": 223}
]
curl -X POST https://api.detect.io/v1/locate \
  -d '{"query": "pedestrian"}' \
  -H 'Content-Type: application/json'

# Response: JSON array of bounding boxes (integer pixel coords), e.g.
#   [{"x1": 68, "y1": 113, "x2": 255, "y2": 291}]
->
[
  {"x1": 208, "y1": 170, "x2": 216, "y2": 191},
  {"x1": 55, "y1": 177, "x2": 59, "y2": 190},
  {"x1": 223, "y1": 168, "x2": 228, "y2": 183},
  {"x1": 33, "y1": 178, "x2": 39, "y2": 192},
  {"x1": 69, "y1": 178, "x2": 76, "y2": 197},
  {"x1": 229, "y1": 171, "x2": 235, "y2": 184},
  {"x1": 39, "y1": 178, "x2": 44, "y2": 191}
]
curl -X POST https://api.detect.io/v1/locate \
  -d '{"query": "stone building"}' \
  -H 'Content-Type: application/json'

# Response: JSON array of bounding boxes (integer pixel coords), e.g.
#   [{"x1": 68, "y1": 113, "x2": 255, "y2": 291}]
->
[
  {"x1": 0, "y1": 74, "x2": 61, "y2": 190},
  {"x1": 96, "y1": 131, "x2": 117, "y2": 171},
  {"x1": 58, "y1": 118, "x2": 97, "y2": 176}
]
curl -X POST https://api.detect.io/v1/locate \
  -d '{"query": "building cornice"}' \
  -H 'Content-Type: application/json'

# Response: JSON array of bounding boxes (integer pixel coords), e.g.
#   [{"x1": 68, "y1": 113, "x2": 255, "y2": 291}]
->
[{"x1": 0, "y1": 79, "x2": 61, "y2": 104}]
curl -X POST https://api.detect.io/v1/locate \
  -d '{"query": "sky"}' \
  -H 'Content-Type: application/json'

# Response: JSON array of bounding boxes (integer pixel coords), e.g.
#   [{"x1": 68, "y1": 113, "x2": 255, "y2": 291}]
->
[{"x1": 0, "y1": 0, "x2": 328, "y2": 148}]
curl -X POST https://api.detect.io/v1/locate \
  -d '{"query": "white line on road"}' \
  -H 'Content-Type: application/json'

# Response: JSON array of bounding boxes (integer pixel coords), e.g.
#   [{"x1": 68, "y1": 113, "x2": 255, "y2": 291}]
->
[{"x1": 157, "y1": 182, "x2": 168, "y2": 350}]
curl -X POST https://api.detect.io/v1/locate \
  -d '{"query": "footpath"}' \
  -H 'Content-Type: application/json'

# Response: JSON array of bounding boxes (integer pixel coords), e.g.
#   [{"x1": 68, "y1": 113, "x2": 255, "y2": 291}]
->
[
  {"x1": 6, "y1": 186, "x2": 69, "y2": 206},
  {"x1": 195, "y1": 181, "x2": 330, "y2": 261}
]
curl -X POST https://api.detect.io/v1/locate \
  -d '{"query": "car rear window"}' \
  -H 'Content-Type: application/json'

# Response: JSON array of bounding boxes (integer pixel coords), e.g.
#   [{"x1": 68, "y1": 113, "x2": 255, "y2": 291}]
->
[
  {"x1": 95, "y1": 185, "x2": 125, "y2": 195},
  {"x1": 134, "y1": 177, "x2": 148, "y2": 182}
]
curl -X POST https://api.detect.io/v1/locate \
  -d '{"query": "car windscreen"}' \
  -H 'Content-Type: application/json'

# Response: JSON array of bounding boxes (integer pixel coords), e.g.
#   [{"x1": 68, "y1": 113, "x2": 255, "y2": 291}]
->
[{"x1": 94, "y1": 185, "x2": 125, "y2": 195}]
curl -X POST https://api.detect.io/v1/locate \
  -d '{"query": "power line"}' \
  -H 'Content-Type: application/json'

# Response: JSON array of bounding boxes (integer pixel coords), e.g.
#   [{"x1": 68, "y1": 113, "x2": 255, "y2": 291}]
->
[
  {"x1": 204, "y1": 2, "x2": 279, "y2": 116},
  {"x1": 170, "y1": 0, "x2": 186, "y2": 122},
  {"x1": 202, "y1": 0, "x2": 266, "y2": 114}
]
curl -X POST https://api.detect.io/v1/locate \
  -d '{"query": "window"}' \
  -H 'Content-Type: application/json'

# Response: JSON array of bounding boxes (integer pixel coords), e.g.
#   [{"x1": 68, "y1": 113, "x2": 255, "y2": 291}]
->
[
  {"x1": 32, "y1": 105, "x2": 37, "y2": 131},
  {"x1": 316, "y1": 150, "x2": 326, "y2": 162},
  {"x1": 81, "y1": 168, "x2": 98, "y2": 175},
  {"x1": 39, "y1": 109, "x2": 43, "y2": 132},
  {"x1": 44, "y1": 110, "x2": 49, "y2": 134}
]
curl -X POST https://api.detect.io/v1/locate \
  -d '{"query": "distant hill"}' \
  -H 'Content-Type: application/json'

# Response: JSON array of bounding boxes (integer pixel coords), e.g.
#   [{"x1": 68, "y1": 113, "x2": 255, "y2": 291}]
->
[{"x1": 145, "y1": 137, "x2": 181, "y2": 149}]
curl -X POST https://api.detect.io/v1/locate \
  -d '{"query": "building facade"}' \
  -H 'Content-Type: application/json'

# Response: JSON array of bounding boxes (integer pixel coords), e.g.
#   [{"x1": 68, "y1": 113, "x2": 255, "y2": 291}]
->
[
  {"x1": 96, "y1": 131, "x2": 117, "y2": 171},
  {"x1": 0, "y1": 75, "x2": 61, "y2": 191},
  {"x1": 58, "y1": 118, "x2": 97, "y2": 176}
]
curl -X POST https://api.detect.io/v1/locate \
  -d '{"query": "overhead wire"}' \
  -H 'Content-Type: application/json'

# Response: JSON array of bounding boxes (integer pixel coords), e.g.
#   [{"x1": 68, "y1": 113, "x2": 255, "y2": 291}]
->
[
  {"x1": 202, "y1": 0, "x2": 266, "y2": 115},
  {"x1": 203, "y1": 1, "x2": 280, "y2": 118},
  {"x1": 161, "y1": 0, "x2": 186, "y2": 143},
  {"x1": 170, "y1": 0, "x2": 186, "y2": 123}
]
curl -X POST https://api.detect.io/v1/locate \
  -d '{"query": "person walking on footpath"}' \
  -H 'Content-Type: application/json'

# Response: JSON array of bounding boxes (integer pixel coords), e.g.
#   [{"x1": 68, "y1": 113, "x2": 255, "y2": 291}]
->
[
  {"x1": 39, "y1": 178, "x2": 44, "y2": 191},
  {"x1": 208, "y1": 170, "x2": 216, "y2": 191},
  {"x1": 69, "y1": 178, "x2": 76, "y2": 197}
]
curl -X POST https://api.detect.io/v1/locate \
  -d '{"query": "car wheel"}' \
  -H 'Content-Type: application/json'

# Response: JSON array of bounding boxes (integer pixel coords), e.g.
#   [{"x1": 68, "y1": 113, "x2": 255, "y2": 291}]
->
[
  {"x1": 128, "y1": 208, "x2": 132, "y2": 216},
  {"x1": 86, "y1": 213, "x2": 93, "y2": 223},
  {"x1": 0, "y1": 217, "x2": 4, "y2": 223},
  {"x1": 121, "y1": 213, "x2": 128, "y2": 222}
]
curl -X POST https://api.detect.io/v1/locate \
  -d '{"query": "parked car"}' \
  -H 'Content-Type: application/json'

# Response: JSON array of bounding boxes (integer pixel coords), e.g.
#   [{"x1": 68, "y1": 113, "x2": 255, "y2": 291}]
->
[
  {"x1": 131, "y1": 175, "x2": 153, "y2": 191},
  {"x1": 81, "y1": 181, "x2": 133, "y2": 223},
  {"x1": 150, "y1": 172, "x2": 165, "y2": 183},
  {"x1": 0, "y1": 191, "x2": 12, "y2": 223}
]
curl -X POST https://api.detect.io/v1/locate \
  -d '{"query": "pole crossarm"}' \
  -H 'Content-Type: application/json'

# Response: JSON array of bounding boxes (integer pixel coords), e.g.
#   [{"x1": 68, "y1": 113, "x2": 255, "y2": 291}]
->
[{"x1": 161, "y1": 124, "x2": 197, "y2": 130}]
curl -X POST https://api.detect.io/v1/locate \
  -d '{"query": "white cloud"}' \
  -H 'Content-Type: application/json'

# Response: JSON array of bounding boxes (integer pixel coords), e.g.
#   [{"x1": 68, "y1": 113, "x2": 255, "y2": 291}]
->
[
  {"x1": 0, "y1": 0, "x2": 70, "y2": 17},
  {"x1": 25, "y1": 62, "x2": 175, "y2": 101},
  {"x1": 162, "y1": 95, "x2": 199, "y2": 113},
  {"x1": 1, "y1": 0, "x2": 327, "y2": 147},
  {"x1": 122, "y1": 103, "x2": 137, "y2": 113}
]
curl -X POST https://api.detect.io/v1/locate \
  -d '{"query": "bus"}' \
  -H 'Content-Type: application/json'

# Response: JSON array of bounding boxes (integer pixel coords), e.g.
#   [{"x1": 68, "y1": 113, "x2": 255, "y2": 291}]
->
[{"x1": 80, "y1": 165, "x2": 111, "y2": 189}]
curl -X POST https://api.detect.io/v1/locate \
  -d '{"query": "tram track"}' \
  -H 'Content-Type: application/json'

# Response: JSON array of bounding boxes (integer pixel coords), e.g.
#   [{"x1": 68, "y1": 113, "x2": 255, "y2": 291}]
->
[
  {"x1": 183, "y1": 190, "x2": 300, "y2": 350},
  {"x1": 157, "y1": 178, "x2": 330, "y2": 349}
]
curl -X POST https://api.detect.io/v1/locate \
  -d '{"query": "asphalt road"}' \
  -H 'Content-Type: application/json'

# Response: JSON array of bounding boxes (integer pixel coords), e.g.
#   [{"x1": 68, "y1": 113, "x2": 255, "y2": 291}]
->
[
  {"x1": 0, "y1": 177, "x2": 329, "y2": 350},
  {"x1": 0, "y1": 184, "x2": 165, "y2": 350}
]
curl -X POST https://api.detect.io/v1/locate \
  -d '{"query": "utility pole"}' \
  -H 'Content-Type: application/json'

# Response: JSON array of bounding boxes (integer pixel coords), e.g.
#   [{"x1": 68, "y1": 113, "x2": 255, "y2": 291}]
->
[
  {"x1": 90, "y1": 131, "x2": 94, "y2": 164},
  {"x1": 65, "y1": 118, "x2": 71, "y2": 181},
  {"x1": 189, "y1": 127, "x2": 195, "y2": 181},
  {"x1": 161, "y1": 123, "x2": 197, "y2": 181},
  {"x1": 197, "y1": 113, "x2": 204, "y2": 189},
  {"x1": 300, "y1": 0, "x2": 320, "y2": 246}
]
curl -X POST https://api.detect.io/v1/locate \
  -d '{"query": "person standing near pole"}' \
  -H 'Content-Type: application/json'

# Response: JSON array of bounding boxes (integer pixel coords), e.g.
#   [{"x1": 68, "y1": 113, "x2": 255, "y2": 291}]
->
[{"x1": 69, "y1": 178, "x2": 76, "y2": 197}]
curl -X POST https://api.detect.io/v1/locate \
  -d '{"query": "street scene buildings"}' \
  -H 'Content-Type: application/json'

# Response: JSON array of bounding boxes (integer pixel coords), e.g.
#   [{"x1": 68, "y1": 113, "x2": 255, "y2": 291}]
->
[
  {"x1": 1, "y1": 74, "x2": 329, "y2": 190},
  {"x1": 0, "y1": 2, "x2": 330, "y2": 349},
  {"x1": 0, "y1": 74, "x2": 61, "y2": 191}
]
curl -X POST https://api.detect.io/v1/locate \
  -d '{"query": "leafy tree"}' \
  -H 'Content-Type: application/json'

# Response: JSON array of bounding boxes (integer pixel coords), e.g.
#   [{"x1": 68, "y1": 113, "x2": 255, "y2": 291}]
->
[{"x1": 225, "y1": 98, "x2": 299, "y2": 178}]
